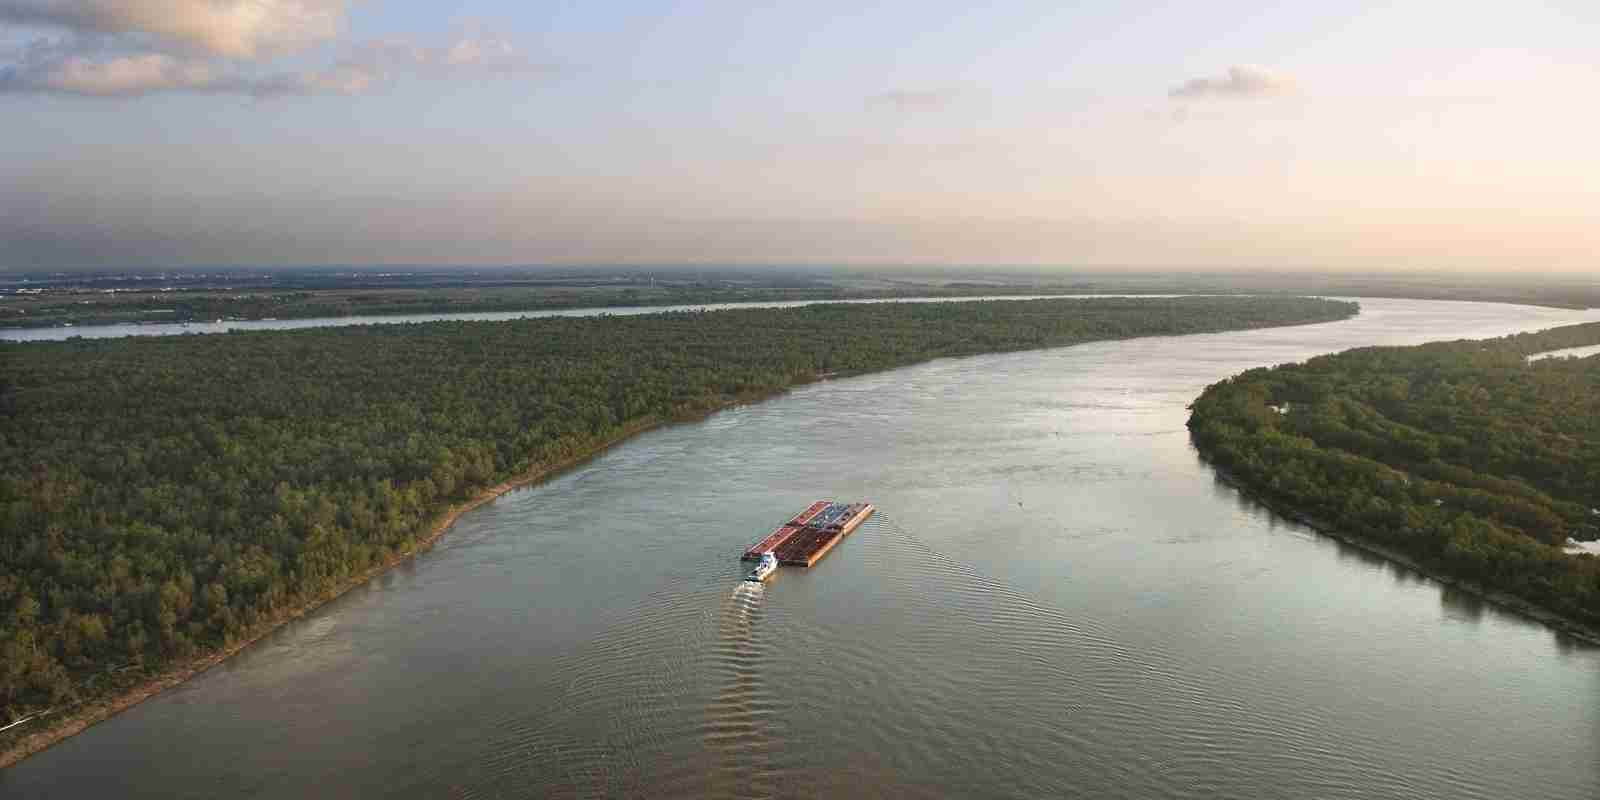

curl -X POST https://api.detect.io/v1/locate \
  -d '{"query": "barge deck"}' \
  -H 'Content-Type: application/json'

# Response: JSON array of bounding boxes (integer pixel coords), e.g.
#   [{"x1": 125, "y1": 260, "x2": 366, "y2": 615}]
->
[{"x1": 742, "y1": 501, "x2": 875, "y2": 567}]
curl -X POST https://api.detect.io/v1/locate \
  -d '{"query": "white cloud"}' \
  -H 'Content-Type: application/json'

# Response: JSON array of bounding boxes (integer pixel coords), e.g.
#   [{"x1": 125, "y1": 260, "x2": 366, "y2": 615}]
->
[
  {"x1": 0, "y1": 0, "x2": 349, "y2": 58},
  {"x1": 440, "y1": 32, "x2": 524, "y2": 71},
  {"x1": 1170, "y1": 66, "x2": 1295, "y2": 99},
  {"x1": 19, "y1": 51, "x2": 216, "y2": 95},
  {"x1": 0, "y1": 48, "x2": 338, "y2": 97},
  {"x1": 341, "y1": 31, "x2": 538, "y2": 79},
  {"x1": 0, "y1": 4, "x2": 550, "y2": 99}
]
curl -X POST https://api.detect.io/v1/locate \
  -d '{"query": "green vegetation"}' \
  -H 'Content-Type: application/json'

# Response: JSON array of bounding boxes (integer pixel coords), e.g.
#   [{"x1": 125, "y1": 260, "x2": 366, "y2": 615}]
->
[
  {"x1": 9, "y1": 267, "x2": 1600, "y2": 330},
  {"x1": 1188, "y1": 322, "x2": 1600, "y2": 632},
  {"x1": 0, "y1": 296, "x2": 1353, "y2": 733}
]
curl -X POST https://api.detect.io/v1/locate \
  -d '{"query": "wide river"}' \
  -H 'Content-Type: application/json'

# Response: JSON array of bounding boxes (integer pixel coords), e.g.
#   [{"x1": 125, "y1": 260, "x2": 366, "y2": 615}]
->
[{"x1": 6, "y1": 298, "x2": 1600, "y2": 799}]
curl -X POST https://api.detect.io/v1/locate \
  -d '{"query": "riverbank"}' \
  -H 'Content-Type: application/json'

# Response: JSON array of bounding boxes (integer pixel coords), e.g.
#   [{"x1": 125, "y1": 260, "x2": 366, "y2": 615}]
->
[
  {"x1": 0, "y1": 407, "x2": 725, "y2": 769},
  {"x1": 1185, "y1": 322, "x2": 1600, "y2": 649},
  {"x1": 0, "y1": 369, "x2": 823, "y2": 770},
  {"x1": 1202, "y1": 460, "x2": 1600, "y2": 647}
]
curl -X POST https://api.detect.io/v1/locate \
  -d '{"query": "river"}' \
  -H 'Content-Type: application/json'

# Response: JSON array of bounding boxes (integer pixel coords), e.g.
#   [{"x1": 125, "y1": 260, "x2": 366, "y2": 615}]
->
[
  {"x1": 0, "y1": 294, "x2": 1096, "y2": 342},
  {"x1": 1529, "y1": 343, "x2": 1600, "y2": 362},
  {"x1": 5, "y1": 298, "x2": 1599, "y2": 799}
]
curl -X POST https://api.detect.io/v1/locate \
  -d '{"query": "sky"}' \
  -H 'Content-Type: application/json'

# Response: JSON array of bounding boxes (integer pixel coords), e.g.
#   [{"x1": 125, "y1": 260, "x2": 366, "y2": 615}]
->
[{"x1": 2, "y1": 1, "x2": 1598, "y2": 273}]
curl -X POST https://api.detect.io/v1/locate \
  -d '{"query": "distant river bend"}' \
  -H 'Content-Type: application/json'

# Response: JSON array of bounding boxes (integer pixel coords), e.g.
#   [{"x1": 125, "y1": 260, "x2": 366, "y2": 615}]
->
[{"x1": 1, "y1": 294, "x2": 1119, "y2": 341}]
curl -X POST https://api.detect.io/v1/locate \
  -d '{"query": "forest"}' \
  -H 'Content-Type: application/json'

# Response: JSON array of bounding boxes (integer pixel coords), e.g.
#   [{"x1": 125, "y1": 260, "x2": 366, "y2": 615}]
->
[
  {"x1": 10, "y1": 266, "x2": 1600, "y2": 329},
  {"x1": 1188, "y1": 322, "x2": 1600, "y2": 632},
  {"x1": 0, "y1": 296, "x2": 1353, "y2": 731}
]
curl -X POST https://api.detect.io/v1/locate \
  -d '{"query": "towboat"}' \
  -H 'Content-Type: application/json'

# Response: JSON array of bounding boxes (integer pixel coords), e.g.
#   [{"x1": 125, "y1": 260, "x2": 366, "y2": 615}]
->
[{"x1": 745, "y1": 552, "x2": 779, "y2": 582}]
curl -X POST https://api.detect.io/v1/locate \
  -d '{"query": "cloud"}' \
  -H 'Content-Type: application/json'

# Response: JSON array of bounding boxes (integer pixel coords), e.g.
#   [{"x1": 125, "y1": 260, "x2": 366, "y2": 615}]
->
[
  {"x1": 867, "y1": 88, "x2": 961, "y2": 112},
  {"x1": 0, "y1": 4, "x2": 550, "y2": 98},
  {"x1": 0, "y1": 0, "x2": 349, "y2": 58},
  {"x1": 339, "y1": 31, "x2": 540, "y2": 79},
  {"x1": 4, "y1": 51, "x2": 221, "y2": 96},
  {"x1": 1169, "y1": 66, "x2": 1295, "y2": 99}
]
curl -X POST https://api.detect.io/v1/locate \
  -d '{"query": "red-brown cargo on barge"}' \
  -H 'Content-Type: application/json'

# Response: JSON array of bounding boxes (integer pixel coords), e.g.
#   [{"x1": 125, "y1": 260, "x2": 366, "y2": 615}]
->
[
  {"x1": 741, "y1": 501, "x2": 829, "y2": 559},
  {"x1": 741, "y1": 501, "x2": 875, "y2": 567}
]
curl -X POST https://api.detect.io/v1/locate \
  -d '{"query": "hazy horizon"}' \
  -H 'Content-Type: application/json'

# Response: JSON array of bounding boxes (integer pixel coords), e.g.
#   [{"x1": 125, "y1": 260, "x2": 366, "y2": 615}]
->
[
  {"x1": 5, "y1": 2, "x2": 1599, "y2": 273},
  {"x1": 8, "y1": 265, "x2": 1597, "y2": 293}
]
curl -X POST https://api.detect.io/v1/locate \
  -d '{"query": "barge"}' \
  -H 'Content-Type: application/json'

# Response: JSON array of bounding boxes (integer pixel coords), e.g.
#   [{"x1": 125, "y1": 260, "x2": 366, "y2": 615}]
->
[{"x1": 741, "y1": 501, "x2": 875, "y2": 567}]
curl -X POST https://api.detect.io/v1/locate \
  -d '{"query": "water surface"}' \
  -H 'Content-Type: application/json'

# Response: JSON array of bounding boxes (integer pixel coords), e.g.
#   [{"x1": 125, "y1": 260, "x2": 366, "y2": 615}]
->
[
  {"x1": 1529, "y1": 343, "x2": 1600, "y2": 361},
  {"x1": 6, "y1": 298, "x2": 1599, "y2": 799},
  {"x1": 0, "y1": 294, "x2": 1106, "y2": 341}
]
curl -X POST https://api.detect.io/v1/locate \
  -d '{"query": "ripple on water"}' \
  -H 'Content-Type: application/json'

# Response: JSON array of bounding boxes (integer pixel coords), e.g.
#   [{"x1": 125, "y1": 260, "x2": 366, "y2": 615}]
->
[{"x1": 436, "y1": 512, "x2": 1551, "y2": 798}]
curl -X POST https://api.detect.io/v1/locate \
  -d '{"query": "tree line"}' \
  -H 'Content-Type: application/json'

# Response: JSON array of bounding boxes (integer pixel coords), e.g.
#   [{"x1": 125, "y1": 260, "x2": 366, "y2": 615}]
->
[
  {"x1": 0, "y1": 296, "x2": 1354, "y2": 725},
  {"x1": 1188, "y1": 321, "x2": 1600, "y2": 631}
]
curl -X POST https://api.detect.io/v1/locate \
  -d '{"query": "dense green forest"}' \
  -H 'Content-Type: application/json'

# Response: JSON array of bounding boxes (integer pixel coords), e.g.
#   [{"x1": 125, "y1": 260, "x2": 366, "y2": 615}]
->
[
  {"x1": 0, "y1": 296, "x2": 1352, "y2": 730},
  {"x1": 1189, "y1": 322, "x2": 1600, "y2": 632}
]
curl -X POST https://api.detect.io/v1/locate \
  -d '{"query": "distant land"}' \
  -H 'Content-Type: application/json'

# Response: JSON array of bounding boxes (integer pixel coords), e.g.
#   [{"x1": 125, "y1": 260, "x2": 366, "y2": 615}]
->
[{"x1": 2, "y1": 266, "x2": 1596, "y2": 329}]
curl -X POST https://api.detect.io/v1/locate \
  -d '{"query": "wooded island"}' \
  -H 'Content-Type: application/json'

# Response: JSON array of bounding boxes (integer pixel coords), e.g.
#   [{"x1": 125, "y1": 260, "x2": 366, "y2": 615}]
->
[{"x1": 1189, "y1": 322, "x2": 1600, "y2": 636}]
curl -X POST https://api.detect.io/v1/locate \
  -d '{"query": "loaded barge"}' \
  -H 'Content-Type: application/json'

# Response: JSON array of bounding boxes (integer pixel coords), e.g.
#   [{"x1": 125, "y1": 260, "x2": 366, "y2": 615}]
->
[{"x1": 742, "y1": 501, "x2": 876, "y2": 568}]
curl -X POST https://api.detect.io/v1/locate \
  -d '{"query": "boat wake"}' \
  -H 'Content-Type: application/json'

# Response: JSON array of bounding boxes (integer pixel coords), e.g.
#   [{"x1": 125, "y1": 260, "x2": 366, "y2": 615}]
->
[
  {"x1": 731, "y1": 579, "x2": 764, "y2": 605},
  {"x1": 701, "y1": 577, "x2": 781, "y2": 798}
]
